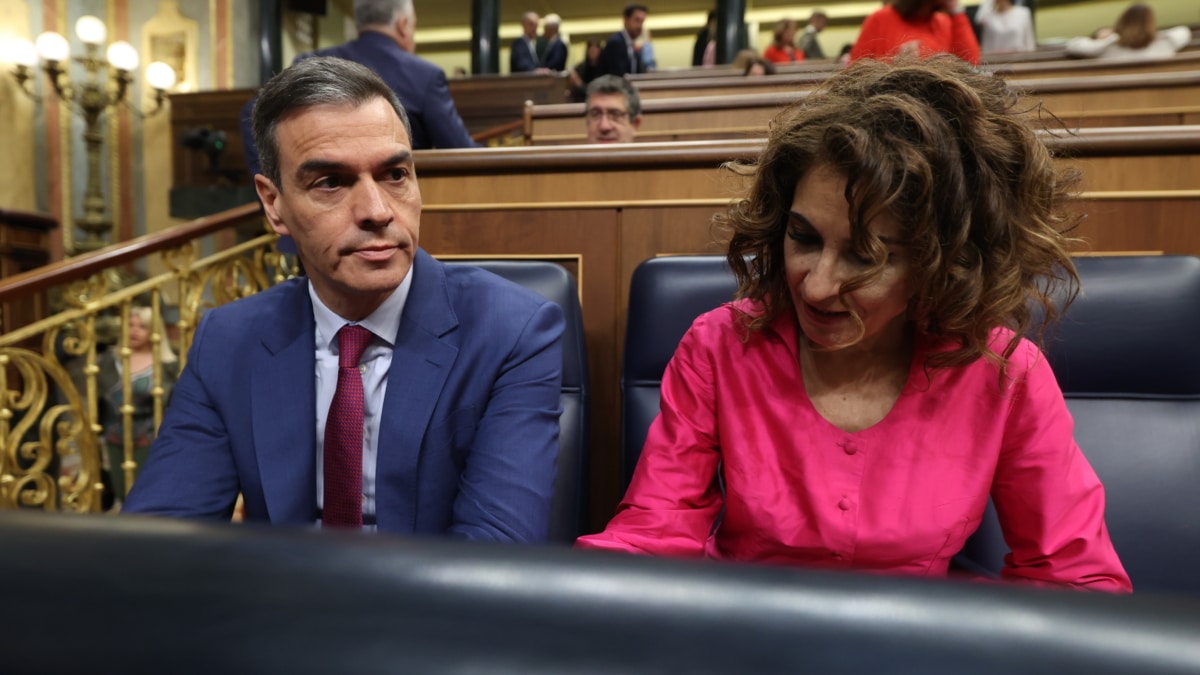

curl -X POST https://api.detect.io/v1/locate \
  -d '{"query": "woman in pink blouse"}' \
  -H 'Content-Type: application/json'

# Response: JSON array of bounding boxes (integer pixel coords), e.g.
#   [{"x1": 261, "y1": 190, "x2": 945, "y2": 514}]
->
[{"x1": 578, "y1": 56, "x2": 1131, "y2": 592}]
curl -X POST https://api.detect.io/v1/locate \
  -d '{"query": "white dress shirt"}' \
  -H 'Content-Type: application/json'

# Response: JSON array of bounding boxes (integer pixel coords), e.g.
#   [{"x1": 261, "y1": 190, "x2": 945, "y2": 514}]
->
[{"x1": 310, "y1": 268, "x2": 413, "y2": 529}]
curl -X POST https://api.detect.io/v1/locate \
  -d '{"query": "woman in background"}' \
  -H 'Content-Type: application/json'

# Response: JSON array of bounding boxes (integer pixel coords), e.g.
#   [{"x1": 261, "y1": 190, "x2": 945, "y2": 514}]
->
[
  {"x1": 850, "y1": 0, "x2": 980, "y2": 65},
  {"x1": 578, "y1": 56, "x2": 1130, "y2": 592},
  {"x1": 100, "y1": 307, "x2": 178, "y2": 504},
  {"x1": 568, "y1": 39, "x2": 605, "y2": 102},
  {"x1": 764, "y1": 18, "x2": 803, "y2": 63},
  {"x1": 975, "y1": 0, "x2": 1035, "y2": 54},
  {"x1": 1066, "y1": 3, "x2": 1190, "y2": 61}
]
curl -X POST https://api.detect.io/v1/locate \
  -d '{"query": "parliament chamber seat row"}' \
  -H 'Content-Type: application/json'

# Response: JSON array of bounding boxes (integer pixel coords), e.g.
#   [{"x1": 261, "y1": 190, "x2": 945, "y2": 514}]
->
[
  {"x1": 526, "y1": 69, "x2": 1200, "y2": 144},
  {"x1": 4, "y1": 431, "x2": 1200, "y2": 674},
  {"x1": 618, "y1": 254, "x2": 1200, "y2": 598}
]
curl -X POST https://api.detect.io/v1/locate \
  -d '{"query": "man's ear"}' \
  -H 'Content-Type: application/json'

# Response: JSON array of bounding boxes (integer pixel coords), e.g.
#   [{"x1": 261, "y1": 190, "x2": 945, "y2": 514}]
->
[
  {"x1": 254, "y1": 174, "x2": 290, "y2": 237},
  {"x1": 632, "y1": 115, "x2": 643, "y2": 131}
]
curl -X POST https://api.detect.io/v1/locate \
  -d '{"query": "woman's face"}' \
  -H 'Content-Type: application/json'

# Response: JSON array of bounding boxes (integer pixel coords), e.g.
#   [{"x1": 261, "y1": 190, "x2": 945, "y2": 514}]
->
[
  {"x1": 587, "y1": 43, "x2": 601, "y2": 62},
  {"x1": 127, "y1": 313, "x2": 150, "y2": 352},
  {"x1": 783, "y1": 165, "x2": 914, "y2": 354}
]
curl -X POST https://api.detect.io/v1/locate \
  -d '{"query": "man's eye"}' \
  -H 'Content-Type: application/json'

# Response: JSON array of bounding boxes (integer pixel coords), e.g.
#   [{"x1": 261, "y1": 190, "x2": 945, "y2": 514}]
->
[
  {"x1": 385, "y1": 168, "x2": 409, "y2": 181},
  {"x1": 314, "y1": 176, "x2": 343, "y2": 189}
]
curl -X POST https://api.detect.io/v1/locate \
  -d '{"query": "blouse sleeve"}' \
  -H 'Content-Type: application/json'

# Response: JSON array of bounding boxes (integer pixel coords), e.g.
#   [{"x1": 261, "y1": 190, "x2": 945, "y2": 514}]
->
[
  {"x1": 949, "y1": 11, "x2": 982, "y2": 65},
  {"x1": 990, "y1": 346, "x2": 1132, "y2": 591},
  {"x1": 1161, "y1": 26, "x2": 1192, "y2": 52},
  {"x1": 1066, "y1": 34, "x2": 1117, "y2": 58},
  {"x1": 575, "y1": 317, "x2": 724, "y2": 556}
]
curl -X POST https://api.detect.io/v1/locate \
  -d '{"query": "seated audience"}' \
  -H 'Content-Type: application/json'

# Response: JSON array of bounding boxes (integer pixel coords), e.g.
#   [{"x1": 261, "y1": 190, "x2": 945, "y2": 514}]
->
[
  {"x1": 764, "y1": 18, "x2": 803, "y2": 63},
  {"x1": 744, "y1": 58, "x2": 777, "y2": 76},
  {"x1": 577, "y1": 55, "x2": 1131, "y2": 592},
  {"x1": 975, "y1": 0, "x2": 1035, "y2": 54},
  {"x1": 799, "y1": 10, "x2": 828, "y2": 59},
  {"x1": 585, "y1": 75, "x2": 641, "y2": 144},
  {"x1": 568, "y1": 39, "x2": 605, "y2": 102},
  {"x1": 127, "y1": 57, "x2": 565, "y2": 541},
  {"x1": 850, "y1": 0, "x2": 980, "y2": 65},
  {"x1": 1066, "y1": 3, "x2": 1190, "y2": 61}
]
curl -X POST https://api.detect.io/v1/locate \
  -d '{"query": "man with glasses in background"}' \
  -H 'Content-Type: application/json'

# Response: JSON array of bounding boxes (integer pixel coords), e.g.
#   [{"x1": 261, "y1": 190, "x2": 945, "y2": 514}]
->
[{"x1": 584, "y1": 75, "x2": 642, "y2": 144}]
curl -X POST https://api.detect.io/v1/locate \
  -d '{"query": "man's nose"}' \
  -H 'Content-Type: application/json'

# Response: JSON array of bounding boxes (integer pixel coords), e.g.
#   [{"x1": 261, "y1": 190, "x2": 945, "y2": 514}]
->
[{"x1": 351, "y1": 179, "x2": 392, "y2": 227}]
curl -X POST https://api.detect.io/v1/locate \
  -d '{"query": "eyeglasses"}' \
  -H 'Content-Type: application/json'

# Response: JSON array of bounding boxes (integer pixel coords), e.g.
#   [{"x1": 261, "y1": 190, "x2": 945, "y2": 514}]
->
[{"x1": 586, "y1": 107, "x2": 632, "y2": 124}]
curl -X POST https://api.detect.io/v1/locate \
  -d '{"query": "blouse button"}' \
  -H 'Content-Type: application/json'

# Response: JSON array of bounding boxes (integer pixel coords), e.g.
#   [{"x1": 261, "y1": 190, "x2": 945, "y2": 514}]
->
[
  {"x1": 842, "y1": 441, "x2": 858, "y2": 456},
  {"x1": 837, "y1": 498, "x2": 852, "y2": 511}
]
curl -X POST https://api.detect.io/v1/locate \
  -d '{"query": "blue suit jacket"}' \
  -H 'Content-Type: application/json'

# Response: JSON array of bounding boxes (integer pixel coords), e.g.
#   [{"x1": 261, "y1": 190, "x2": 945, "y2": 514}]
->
[
  {"x1": 301, "y1": 32, "x2": 477, "y2": 150},
  {"x1": 599, "y1": 31, "x2": 638, "y2": 77},
  {"x1": 125, "y1": 250, "x2": 565, "y2": 543},
  {"x1": 540, "y1": 37, "x2": 568, "y2": 72},
  {"x1": 510, "y1": 37, "x2": 539, "y2": 73},
  {"x1": 240, "y1": 31, "x2": 477, "y2": 180}
]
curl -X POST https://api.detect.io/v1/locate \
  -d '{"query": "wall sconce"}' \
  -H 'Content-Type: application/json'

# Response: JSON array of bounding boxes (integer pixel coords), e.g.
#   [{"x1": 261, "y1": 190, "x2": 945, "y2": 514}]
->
[{"x1": 4, "y1": 16, "x2": 178, "y2": 255}]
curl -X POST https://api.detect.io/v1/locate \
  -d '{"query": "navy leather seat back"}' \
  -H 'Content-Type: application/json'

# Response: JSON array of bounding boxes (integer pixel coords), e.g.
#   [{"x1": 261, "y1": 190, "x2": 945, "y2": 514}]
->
[
  {"x1": 622, "y1": 256, "x2": 738, "y2": 488},
  {"x1": 447, "y1": 261, "x2": 589, "y2": 543},
  {"x1": 959, "y1": 255, "x2": 1200, "y2": 596}
]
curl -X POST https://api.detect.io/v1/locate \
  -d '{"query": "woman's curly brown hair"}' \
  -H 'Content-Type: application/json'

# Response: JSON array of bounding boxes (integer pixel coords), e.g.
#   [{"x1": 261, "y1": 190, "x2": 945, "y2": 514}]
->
[{"x1": 715, "y1": 55, "x2": 1081, "y2": 371}]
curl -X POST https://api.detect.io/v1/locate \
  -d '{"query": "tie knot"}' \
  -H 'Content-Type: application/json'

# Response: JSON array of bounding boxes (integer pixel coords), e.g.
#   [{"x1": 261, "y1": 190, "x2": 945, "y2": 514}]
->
[{"x1": 336, "y1": 324, "x2": 373, "y2": 368}]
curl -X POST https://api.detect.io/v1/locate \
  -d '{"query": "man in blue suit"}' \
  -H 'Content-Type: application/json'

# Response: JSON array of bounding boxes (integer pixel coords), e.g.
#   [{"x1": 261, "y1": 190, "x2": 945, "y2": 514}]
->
[
  {"x1": 241, "y1": 0, "x2": 475, "y2": 181},
  {"x1": 126, "y1": 57, "x2": 564, "y2": 543},
  {"x1": 539, "y1": 14, "x2": 569, "y2": 72},
  {"x1": 599, "y1": 3, "x2": 649, "y2": 77},
  {"x1": 509, "y1": 11, "x2": 541, "y2": 73}
]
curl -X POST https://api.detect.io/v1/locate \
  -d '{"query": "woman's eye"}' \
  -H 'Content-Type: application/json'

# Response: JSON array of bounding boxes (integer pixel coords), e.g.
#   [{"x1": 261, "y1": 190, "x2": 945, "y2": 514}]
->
[{"x1": 788, "y1": 230, "x2": 820, "y2": 246}]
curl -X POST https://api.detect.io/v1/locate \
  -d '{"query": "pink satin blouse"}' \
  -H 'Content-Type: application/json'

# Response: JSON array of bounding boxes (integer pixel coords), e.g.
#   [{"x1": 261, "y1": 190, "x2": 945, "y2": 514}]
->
[{"x1": 578, "y1": 301, "x2": 1131, "y2": 592}]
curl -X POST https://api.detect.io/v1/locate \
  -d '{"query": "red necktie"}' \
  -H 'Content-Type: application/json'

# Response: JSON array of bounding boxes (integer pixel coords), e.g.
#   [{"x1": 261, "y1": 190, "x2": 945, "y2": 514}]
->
[{"x1": 323, "y1": 324, "x2": 372, "y2": 527}]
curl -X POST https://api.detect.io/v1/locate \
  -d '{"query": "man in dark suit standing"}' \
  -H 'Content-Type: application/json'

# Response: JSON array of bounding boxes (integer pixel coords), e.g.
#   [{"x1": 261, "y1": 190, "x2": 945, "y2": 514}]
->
[
  {"x1": 241, "y1": 0, "x2": 476, "y2": 180},
  {"x1": 510, "y1": 11, "x2": 541, "y2": 73},
  {"x1": 599, "y1": 3, "x2": 649, "y2": 77},
  {"x1": 539, "y1": 14, "x2": 568, "y2": 71},
  {"x1": 127, "y1": 57, "x2": 565, "y2": 542}
]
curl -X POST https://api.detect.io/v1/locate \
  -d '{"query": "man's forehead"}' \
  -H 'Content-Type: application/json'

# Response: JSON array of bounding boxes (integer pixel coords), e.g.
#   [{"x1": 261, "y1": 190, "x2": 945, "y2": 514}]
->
[{"x1": 588, "y1": 94, "x2": 628, "y2": 111}]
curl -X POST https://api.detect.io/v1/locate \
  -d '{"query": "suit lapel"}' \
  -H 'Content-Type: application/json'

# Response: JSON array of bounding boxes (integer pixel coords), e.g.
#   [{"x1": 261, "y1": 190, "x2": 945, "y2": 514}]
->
[
  {"x1": 376, "y1": 250, "x2": 459, "y2": 532},
  {"x1": 251, "y1": 282, "x2": 318, "y2": 525}
]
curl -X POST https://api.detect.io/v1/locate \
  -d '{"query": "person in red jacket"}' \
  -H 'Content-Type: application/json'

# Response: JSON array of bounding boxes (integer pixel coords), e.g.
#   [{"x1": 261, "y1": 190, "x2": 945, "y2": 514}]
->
[{"x1": 850, "y1": 0, "x2": 980, "y2": 65}]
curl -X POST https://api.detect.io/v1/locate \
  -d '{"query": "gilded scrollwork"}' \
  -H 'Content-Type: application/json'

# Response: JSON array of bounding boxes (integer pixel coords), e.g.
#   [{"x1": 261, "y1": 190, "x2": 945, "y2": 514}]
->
[
  {"x1": 1, "y1": 221, "x2": 289, "y2": 513},
  {"x1": 0, "y1": 348, "x2": 102, "y2": 512}
]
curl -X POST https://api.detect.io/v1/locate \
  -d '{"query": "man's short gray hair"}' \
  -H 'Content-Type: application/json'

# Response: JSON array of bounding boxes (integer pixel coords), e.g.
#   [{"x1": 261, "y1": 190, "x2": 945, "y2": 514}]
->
[
  {"x1": 355, "y1": 0, "x2": 413, "y2": 30},
  {"x1": 585, "y1": 75, "x2": 642, "y2": 119},
  {"x1": 252, "y1": 56, "x2": 411, "y2": 189}
]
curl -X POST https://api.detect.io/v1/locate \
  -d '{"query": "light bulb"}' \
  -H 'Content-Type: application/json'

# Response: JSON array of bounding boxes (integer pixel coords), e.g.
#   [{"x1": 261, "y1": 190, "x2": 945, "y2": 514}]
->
[
  {"x1": 75, "y1": 16, "x2": 107, "y2": 45},
  {"x1": 7, "y1": 39, "x2": 39, "y2": 67},
  {"x1": 107, "y1": 41, "x2": 139, "y2": 71},
  {"x1": 35, "y1": 31, "x2": 69, "y2": 62},
  {"x1": 145, "y1": 61, "x2": 177, "y2": 90}
]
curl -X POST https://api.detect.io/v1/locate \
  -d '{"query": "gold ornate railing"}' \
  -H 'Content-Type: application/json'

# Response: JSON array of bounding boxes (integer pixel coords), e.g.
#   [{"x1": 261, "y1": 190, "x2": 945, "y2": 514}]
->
[{"x1": 0, "y1": 203, "x2": 295, "y2": 513}]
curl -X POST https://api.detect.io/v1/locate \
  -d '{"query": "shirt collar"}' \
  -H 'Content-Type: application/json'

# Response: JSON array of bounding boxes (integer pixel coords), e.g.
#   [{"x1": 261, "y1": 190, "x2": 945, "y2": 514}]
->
[{"x1": 309, "y1": 265, "x2": 413, "y2": 350}]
